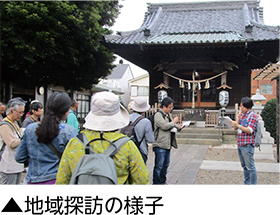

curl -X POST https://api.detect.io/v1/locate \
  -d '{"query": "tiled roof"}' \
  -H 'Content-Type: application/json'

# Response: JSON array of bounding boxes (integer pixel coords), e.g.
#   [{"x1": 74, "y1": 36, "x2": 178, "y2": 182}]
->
[
  {"x1": 105, "y1": 0, "x2": 279, "y2": 45},
  {"x1": 136, "y1": 32, "x2": 245, "y2": 44}
]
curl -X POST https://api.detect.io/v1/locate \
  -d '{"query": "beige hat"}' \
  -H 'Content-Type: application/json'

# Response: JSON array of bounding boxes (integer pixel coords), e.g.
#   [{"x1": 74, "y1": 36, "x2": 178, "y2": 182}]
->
[
  {"x1": 131, "y1": 97, "x2": 150, "y2": 113},
  {"x1": 83, "y1": 92, "x2": 129, "y2": 131}
]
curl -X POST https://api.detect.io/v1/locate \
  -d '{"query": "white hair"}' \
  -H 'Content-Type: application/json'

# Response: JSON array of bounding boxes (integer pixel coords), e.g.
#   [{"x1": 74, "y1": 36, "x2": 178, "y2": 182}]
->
[{"x1": 6, "y1": 98, "x2": 26, "y2": 115}]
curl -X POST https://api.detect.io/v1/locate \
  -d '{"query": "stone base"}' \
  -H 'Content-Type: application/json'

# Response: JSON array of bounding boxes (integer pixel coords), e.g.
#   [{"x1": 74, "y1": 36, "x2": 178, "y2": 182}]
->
[{"x1": 196, "y1": 121, "x2": 205, "y2": 127}]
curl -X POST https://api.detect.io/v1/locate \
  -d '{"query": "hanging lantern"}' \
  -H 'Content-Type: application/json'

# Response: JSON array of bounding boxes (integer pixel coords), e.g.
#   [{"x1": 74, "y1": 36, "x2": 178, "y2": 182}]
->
[
  {"x1": 219, "y1": 90, "x2": 229, "y2": 107},
  {"x1": 158, "y1": 90, "x2": 168, "y2": 103},
  {"x1": 198, "y1": 82, "x2": 201, "y2": 90}
]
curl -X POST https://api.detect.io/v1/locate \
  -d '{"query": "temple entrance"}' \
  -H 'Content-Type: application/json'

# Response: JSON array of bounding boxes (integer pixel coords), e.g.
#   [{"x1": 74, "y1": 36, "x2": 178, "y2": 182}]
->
[{"x1": 182, "y1": 80, "x2": 217, "y2": 107}]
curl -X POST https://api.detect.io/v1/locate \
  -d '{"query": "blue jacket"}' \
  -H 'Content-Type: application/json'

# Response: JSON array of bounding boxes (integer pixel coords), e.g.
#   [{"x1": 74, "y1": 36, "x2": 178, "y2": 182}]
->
[{"x1": 15, "y1": 122, "x2": 78, "y2": 183}]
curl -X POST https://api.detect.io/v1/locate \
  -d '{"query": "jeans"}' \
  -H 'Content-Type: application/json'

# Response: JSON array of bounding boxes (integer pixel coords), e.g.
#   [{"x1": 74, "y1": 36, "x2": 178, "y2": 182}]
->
[
  {"x1": 153, "y1": 147, "x2": 171, "y2": 184},
  {"x1": 238, "y1": 144, "x2": 257, "y2": 185}
]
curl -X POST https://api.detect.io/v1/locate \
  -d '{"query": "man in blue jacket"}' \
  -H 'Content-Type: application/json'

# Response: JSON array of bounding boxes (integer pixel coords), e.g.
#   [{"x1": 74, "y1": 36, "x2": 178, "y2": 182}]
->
[{"x1": 67, "y1": 100, "x2": 80, "y2": 132}]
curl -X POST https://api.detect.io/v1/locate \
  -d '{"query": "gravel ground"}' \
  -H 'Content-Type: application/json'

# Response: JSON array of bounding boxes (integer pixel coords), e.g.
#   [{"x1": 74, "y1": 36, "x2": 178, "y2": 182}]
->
[
  {"x1": 194, "y1": 145, "x2": 280, "y2": 185},
  {"x1": 203, "y1": 145, "x2": 278, "y2": 163},
  {"x1": 195, "y1": 170, "x2": 279, "y2": 185}
]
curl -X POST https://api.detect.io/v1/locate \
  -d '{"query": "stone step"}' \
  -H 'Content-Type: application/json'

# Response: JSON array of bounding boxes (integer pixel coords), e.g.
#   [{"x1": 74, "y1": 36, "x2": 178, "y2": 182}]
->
[
  {"x1": 176, "y1": 133, "x2": 220, "y2": 139},
  {"x1": 175, "y1": 128, "x2": 236, "y2": 145},
  {"x1": 177, "y1": 138, "x2": 222, "y2": 145},
  {"x1": 222, "y1": 135, "x2": 237, "y2": 144},
  {"x1": 180, "y1": 128, "x2": 220, "y2": 134}
]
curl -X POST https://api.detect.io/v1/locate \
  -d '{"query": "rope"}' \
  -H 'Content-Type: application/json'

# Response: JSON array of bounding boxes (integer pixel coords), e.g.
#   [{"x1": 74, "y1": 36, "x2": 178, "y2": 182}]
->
[{"x1": 163, "y1": 71, "x2": 228, "y2": 83}]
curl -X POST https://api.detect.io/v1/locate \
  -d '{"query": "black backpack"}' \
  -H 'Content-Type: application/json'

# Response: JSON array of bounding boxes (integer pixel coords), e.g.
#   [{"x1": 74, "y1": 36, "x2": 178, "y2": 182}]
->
[
  {"x1": 120, "y1": 116, "x2": 145, "y2": 148},
  {"x1": 148, "y1": 111, "x2": 166, "y2": 131}
]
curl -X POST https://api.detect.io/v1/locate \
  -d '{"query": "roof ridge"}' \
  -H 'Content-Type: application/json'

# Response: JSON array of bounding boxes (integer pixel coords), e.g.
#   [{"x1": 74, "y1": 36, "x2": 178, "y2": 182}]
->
[
  {"x1": 161, "y1": 31, "x2": 241, "y2": 34},
  {"x1": 145, "y1": 7, "x2": 163, "y2": 30},
  {"x1": 148, "y1": 0, "x2": 260, "y2": 12},
  {"x1": 250, "y1": 20, "x2": 280, "y2": 33},
  {"x1": 116, "y1": 7, "x2": 163, "y2": 38}
]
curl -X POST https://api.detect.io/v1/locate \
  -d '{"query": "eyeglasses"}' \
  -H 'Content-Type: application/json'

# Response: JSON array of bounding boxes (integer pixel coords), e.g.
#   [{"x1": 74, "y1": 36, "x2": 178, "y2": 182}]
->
[{"x1": 15, "y1": 111, "x2": 24, "y2": 115}]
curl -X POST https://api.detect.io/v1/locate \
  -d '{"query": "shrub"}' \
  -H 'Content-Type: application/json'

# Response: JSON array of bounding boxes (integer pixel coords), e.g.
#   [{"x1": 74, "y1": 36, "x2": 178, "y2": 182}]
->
[{"x1": 261, "y1": 99, "x2": 277, "y2": 140}]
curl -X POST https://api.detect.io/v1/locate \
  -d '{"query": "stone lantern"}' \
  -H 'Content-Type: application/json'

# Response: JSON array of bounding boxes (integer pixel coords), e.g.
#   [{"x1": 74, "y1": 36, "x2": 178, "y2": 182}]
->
[
  {"x1": 251, "y1": 88, "x2": 266, "y2": 118},
  {"x1": 251, "y1": 88, "x2": 274, "y2": 144}
]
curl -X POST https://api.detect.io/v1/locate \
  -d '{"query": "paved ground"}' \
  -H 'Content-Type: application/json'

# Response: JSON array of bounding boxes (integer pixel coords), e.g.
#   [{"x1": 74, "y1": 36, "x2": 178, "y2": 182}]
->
[
  {"x1": 147, "y1": 144, "x2": 280, "y2": 185},
  {"x1": 15, "y1": 143, "x2": 280, "y2": 185}
]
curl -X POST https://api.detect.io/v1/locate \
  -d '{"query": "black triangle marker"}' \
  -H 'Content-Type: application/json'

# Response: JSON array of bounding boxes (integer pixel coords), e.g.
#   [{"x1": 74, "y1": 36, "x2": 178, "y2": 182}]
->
[{"x1": 2, "y1": 197, "x2": 23, "y2": 212}]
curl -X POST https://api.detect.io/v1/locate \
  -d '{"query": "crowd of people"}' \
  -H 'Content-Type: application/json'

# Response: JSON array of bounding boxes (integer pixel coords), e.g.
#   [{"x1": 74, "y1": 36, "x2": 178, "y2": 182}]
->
[{"x1": 0, "y1": 92, "x2": 259, "y2": 185}]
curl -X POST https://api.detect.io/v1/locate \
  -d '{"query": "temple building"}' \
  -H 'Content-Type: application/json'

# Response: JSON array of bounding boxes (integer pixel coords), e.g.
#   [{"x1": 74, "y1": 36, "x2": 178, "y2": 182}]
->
[{"x1": 104, "y1": 0, "x2": 279, "y2": 112}]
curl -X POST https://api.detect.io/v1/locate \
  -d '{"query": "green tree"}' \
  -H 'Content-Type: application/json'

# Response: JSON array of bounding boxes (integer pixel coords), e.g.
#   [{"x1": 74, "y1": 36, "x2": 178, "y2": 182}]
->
[
  {"x1": 261, "y1": 98, "x2": 277, "y2": 140},
  {"x1": 1, "y1": 1, "x2": 121, "y2": 91}
]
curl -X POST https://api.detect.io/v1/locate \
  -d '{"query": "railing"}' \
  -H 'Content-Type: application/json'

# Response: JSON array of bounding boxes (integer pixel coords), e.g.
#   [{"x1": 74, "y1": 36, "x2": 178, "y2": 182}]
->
[
  {"x1": 205, "y1": 110, "x2": 219, "y2": 127},
  {"x1": 144, "y1": 103, "x2": 182, "y2": 125},
  {"x1": 144, "y1": 104, "x2": 237, "y2": 127},
  {"x1": 144, "y1": 103, "x2": 160, "y2": 118}
]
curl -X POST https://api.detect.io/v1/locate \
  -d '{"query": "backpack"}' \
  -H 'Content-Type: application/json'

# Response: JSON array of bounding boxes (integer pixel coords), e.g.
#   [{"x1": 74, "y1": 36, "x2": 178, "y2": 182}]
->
[
  {"x1": 247, "y1": 112, "x2": 263, "y2": 151},
  {"x1": 148, "y1": 111, "x2": 166, "y2": 132},
  {"x1": 119, "y1": 116, "x2": 144, "y2": 148},
  {"x1": 69, "y1": 133, "x2": 130, "y2": 185}
]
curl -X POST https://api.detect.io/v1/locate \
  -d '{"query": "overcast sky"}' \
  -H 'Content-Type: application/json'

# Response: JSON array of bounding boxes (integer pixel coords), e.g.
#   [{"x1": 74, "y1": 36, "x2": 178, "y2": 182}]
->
[{"x1": 110, "y1": 0, "x2": 280, "y2": 77}]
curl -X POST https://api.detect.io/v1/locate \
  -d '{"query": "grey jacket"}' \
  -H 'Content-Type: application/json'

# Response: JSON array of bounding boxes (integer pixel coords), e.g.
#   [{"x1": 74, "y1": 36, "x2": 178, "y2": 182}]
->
[{"x1": 152, "y1": 110, "x2": 179, "y2": 150}]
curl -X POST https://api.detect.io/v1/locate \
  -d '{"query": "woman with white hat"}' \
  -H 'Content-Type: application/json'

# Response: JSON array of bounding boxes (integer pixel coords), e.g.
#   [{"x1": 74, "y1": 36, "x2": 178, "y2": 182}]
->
[{"x1": 55, "y1": 91, "x2": 149, "y2": 184}]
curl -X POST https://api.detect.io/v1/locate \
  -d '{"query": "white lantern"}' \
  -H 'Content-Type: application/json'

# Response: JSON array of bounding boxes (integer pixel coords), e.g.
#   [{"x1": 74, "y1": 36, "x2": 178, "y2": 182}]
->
[
  {"x1": 158, "y1": 90, "x2": 168, "y2": 103},
  {"x1": 219, "y1": 90, "x2": 229, "y2": 107}
]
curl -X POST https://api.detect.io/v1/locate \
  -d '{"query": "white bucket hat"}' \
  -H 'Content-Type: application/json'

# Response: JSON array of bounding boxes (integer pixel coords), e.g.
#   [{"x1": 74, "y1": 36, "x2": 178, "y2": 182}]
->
[
  {"x1": 131, "y1": 97, "x2": 150, "y2": 112},
  {"x1": 83, "y1": 92, "x2": 129, "y2": 131}
]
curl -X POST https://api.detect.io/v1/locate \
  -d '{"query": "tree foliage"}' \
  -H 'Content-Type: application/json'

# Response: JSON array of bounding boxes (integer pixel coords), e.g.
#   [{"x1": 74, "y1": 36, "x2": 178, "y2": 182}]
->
[
  {"x1": 1, "y1": 1, "x2": 121, "y2": 91},
  {"x1": 261, "y1": 98, "x2": 277, "y2": 140}
]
